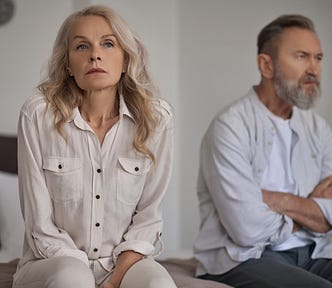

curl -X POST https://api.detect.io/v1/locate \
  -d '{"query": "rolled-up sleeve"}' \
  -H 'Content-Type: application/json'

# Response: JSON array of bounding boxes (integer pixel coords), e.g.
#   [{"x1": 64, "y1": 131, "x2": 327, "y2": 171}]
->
[
  {"x1": 311, "y1": 118, "x2": 332, "y2": 226},
  {"x1": 312, "y1": 198, "x2": 332, "y2": 225}
]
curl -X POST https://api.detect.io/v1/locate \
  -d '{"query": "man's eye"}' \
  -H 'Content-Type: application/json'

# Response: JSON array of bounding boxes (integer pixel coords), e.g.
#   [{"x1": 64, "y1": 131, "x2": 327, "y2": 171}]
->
[{"x1": 296, "y1": 53, "x2": 306, "y2": 60}]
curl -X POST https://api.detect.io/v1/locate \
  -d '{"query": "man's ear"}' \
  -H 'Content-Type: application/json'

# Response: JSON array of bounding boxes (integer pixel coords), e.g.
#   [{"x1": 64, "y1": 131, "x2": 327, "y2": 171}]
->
[{"x1": 257, "y1": 53, "x2": 274, "y2": 79}]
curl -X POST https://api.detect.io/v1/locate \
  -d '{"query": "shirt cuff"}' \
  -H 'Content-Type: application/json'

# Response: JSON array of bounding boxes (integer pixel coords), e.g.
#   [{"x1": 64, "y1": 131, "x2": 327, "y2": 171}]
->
[
  {"x1": 312, "y1": 197, "x2": 332, "y2": 225},
  {"x1": 112, "y1": 240, "x2": 155, "y2": 264}
]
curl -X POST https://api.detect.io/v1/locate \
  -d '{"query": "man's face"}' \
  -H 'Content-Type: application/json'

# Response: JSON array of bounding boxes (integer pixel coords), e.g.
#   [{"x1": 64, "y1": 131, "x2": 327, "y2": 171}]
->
[{"x1": 273, "y1": 27, "x2": 323, "y2": 110}]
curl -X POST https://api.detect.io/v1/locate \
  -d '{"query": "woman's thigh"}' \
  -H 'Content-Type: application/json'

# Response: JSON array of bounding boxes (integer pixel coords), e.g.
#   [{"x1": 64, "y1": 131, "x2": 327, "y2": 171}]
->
[
  {"x1": 119, "y1": 258, "x2": 176, "y2": 288},
  {"x1": 13, "y1": 256, "x2": 95, "y2": 288}
]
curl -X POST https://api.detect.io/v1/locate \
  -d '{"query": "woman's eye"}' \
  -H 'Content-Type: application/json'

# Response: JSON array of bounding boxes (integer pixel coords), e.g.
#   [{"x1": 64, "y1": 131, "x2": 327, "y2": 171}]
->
[
  {"x1": 104, "y1": 41, "x2": 114, "y2": 48},
  {"x1": 76, "y1": 43, "x2": 89, "y2": 50}
]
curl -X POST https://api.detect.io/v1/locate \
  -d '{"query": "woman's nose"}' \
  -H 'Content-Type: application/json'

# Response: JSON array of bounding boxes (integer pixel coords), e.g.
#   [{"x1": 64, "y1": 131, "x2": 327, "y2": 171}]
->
[{"x1": 89, "y1": 56, "x2": 101, "y2": 62}]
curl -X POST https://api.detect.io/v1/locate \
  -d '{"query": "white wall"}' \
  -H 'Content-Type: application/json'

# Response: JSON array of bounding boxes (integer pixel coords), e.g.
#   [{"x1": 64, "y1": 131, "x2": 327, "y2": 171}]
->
[
  {"x1": 177, "y1": 0, "x2": 332, "y2": 250},
  {"x1": 1, "y1": 0, "x2": 332, "y2": 255},
  {"x1": 0, "y1": 0, "x2": 73, "y2": 134}
]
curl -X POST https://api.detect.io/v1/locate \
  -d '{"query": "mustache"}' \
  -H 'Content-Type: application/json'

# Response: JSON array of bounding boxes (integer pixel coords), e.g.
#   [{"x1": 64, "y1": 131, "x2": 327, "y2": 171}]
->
[{"x1": 300, "y1": 74, "x2": 320, "y2": 86}]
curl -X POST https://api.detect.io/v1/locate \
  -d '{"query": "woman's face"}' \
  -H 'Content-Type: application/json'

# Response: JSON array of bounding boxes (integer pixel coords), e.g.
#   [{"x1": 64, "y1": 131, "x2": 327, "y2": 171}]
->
[{"x1": 67, "y1": 15, "x2": 125, "y2": 93}]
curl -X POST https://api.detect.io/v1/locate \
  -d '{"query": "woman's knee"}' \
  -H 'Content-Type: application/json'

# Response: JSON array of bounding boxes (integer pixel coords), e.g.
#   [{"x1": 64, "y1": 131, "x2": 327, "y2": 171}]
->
[
  {"x1": 121, "y1": 258, "x2": 176, "y2": 288},
  {"x1": 145, "y1": 275, "x2": 176, "y2": 288},
  {"x1": 47, "y1": 256, "x2": 95, "y2": 288}
]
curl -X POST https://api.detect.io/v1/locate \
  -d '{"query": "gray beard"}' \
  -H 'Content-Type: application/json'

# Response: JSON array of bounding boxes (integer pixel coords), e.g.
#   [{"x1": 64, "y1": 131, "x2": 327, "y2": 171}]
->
[{"x1": 274, "y1": 68, "x2": 321, "y2": 110}]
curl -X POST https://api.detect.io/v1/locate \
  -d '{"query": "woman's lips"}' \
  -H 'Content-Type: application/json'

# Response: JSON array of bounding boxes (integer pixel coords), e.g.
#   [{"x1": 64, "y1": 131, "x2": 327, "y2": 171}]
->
[{"x1": 87, "y1": 68, "x2": 106, "y2": 74}]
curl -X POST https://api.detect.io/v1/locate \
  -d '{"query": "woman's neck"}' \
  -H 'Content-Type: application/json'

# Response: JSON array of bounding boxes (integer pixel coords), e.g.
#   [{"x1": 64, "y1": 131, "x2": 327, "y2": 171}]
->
[
  {"x1": 79, "y1": 90, "x2": 120, "y2": 145},
  {"x1": 80, "y1": 90, "x2": 119, "y2": 123}
]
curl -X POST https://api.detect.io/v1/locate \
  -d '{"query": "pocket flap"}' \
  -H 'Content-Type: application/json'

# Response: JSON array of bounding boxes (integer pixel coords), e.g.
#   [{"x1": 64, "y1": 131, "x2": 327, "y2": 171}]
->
[
  {"x1": 43, "y1": 157, "x2": 82, "y2": 173},
  {"x1": 118, "y1": 157, "x2": 151, "y2": 175}
]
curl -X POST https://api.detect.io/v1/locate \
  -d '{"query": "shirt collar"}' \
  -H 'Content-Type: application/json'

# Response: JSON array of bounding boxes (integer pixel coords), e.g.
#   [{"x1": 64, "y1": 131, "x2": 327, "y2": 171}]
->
[
  {"x1": 71, "y1": 93, "x2": 135, "y2": 130},
  {"x1": 118, "y1": 93, "x2": 134, "y2": 121}
]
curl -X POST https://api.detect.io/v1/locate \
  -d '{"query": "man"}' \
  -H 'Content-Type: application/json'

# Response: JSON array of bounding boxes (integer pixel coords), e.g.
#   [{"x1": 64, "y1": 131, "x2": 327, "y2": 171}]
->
[{"x1": 194, "y1": 14, "x2": 332, "y2": 288}]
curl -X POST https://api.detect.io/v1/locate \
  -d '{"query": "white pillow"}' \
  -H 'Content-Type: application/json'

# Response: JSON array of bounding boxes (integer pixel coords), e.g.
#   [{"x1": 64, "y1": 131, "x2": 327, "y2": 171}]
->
[{"x1": 0, "y1": 172, "x2": 25, "y2": 262}]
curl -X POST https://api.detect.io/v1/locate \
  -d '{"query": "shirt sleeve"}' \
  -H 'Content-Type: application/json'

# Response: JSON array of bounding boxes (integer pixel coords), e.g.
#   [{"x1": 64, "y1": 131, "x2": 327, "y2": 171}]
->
[
  {"x1": 112, "y1": 103, "x2": 174, "y2": 263},
  {"x1": 311, "y1": 117, "x2": 332, "y2": 226},
  {"x1": 18, "y1": 109, "x2": 89, "y2": 266},
  {"x1": 200, "y1": 113, "x2": 293, "y2": 247}
]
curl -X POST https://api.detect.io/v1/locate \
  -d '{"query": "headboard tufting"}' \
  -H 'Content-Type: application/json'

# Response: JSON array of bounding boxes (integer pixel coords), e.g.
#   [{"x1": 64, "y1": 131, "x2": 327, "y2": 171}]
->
[{"x1": 0, "y1": 135, "x2": 18, "y2": 175}]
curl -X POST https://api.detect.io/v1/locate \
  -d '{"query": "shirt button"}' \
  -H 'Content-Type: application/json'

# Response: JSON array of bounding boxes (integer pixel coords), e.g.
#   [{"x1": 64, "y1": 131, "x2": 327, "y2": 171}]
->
[
  {"x1": 93, "y1": 248, "x2": 98, "y2": 252},
  {"x1": 96, "y1": 195, "x2": 100, "y2": 199},
  {"x1": 97, "y1": 168, "x2": 102, "y2": 173},
  {"x1": 135, "y1": 167, "x2": 139, "y2": 172},
  {"x1": 58, "y1": 164, "x2": 62, "y2": 169},
  {"x1": 95, "y1": 223, "x2": 100, "y2": 227}
]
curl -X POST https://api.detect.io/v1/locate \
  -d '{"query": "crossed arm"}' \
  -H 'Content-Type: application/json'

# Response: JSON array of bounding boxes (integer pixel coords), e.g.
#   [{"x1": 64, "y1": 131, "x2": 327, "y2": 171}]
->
[{"x1": 262, "y1": 176, "x2": 332, "y2": 234}]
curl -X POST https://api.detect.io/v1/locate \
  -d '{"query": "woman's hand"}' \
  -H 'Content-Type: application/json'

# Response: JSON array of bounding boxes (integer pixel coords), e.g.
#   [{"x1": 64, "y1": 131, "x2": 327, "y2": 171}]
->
[
  {"x1": 102, "y1": 250, "x2": 143, "y2": 288},
  {"x1": 103, "y1": 283, "x2": 116, "y2": 288}
]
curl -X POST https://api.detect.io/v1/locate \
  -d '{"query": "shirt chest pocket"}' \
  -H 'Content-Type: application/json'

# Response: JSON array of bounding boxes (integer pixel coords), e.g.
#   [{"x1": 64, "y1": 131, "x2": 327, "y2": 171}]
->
[
  {"x1": 43, "y1": 157, "x2": 83, "y2": 202},
  {"x1": 117, "y1": 157, "x2": 151, "y2": 205}
]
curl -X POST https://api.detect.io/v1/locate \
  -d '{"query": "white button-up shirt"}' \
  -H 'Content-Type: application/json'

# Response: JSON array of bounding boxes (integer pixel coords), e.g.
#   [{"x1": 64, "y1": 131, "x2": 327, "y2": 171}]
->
[
  {"x1": 194, "y1": 88, "x2": 332, "y2": 276},
  {"x1": 16, "y1": 93, "x2": 173, "y2": 273}
]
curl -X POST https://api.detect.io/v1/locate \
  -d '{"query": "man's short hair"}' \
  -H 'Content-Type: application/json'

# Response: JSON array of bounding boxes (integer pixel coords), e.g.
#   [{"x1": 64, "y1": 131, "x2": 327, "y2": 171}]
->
[{"x1": 257, "y1": 14, "x2": 316, "y2": 57}]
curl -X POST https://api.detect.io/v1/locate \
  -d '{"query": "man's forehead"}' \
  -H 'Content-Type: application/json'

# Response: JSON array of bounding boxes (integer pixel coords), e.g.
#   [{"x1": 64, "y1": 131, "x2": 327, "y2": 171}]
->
[{"x1": 278, "y1": 27, "x2": 322, "y2": 54}]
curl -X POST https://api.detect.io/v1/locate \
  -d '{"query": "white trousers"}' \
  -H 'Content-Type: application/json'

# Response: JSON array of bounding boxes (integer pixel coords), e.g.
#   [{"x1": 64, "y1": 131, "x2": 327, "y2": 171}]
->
[{"x1": 12, "y1": 256, "x2": 177, "y2": 288}]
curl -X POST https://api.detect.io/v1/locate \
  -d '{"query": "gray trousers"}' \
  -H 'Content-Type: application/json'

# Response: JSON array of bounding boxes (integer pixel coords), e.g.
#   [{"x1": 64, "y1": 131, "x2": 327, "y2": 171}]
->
[{"x1": 199, "y1": 244, "x2": 332, "y2": 288}]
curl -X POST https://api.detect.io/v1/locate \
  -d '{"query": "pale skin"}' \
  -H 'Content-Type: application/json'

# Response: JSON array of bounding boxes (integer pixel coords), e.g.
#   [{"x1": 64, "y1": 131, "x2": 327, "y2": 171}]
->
[
  {"x1": 255, "y1": 27, "x2": 332, "y2": 234},
  {"x1": 68, "y1": 15, "x2": 143, "y2": 288}
]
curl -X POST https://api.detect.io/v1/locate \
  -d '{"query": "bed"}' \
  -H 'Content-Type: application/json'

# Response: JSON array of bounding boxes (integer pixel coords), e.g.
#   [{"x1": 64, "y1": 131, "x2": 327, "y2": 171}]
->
[{"x1": 0, "y1": 135, "x2": 232, "y2": 288}]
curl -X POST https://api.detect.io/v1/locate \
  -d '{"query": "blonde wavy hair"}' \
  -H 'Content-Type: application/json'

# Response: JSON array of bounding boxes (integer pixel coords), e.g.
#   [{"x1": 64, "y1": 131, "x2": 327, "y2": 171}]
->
[{"x1": 38, "y1": 5, "x2": 159, "y2": 161}]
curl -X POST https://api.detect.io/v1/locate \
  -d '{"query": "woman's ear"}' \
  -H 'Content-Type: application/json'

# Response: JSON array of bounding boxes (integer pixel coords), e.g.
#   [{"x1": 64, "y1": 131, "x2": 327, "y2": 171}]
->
[
  {"x1": 67, "y1": 67, "x2": 73, "y2": 76},
  {"x1": 122, "y1": 59, "x2": 128, "y2": 73},
  {"x1": 257, "y1": 53, "x2": 274, "y2": 79}
]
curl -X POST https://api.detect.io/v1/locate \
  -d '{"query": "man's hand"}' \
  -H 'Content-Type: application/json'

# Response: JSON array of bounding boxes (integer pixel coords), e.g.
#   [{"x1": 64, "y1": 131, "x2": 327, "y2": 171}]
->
[
  {"x1": 310, "y1": 176, "x2": 332, "y2": 198},
  {"x1": 292, "y1": 222, "x2": 301, "y2": 233}
]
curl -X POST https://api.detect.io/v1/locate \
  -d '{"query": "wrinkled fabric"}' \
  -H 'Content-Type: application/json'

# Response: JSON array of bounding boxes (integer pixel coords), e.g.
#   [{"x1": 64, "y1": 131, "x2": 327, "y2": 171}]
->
[
  {"x1": 15, "y1": 93, "x2": 174, "y2": 277},
  {"x1": 194, "y1": 88, "x2": 332, "y2": 276}
]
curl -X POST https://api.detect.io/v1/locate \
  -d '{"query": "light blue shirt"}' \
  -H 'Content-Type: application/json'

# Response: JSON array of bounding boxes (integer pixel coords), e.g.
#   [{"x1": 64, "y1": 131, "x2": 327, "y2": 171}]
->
[{"x1": 194, "y1": 88, "x2": 332, "y2": 276}]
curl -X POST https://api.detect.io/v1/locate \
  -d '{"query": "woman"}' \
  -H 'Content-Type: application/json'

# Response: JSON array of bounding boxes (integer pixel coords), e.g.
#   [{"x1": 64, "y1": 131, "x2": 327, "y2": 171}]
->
[{"x1": 13, "y1": 5, "x2": 176, "y2": 288}]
